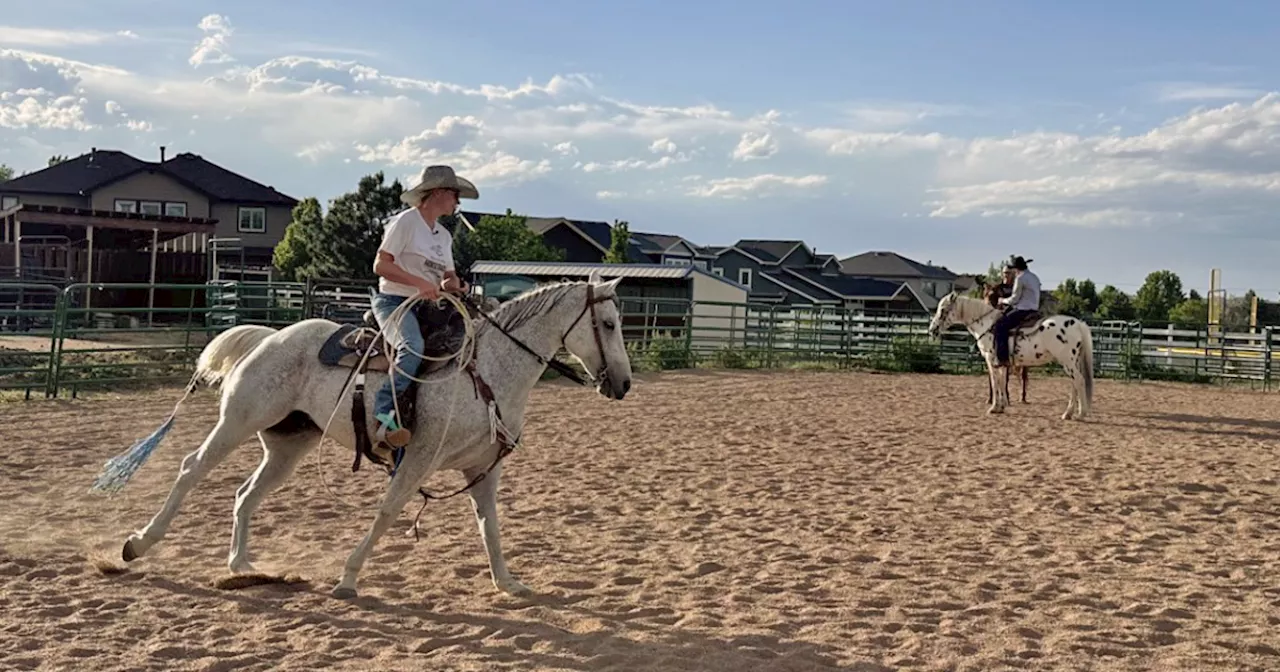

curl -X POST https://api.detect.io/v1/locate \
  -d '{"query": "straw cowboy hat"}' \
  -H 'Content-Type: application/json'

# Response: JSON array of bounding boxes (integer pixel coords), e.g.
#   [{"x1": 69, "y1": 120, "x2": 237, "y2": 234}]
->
[{"x1": 400, "y1": 165, "x2": 479, "y2": 206}]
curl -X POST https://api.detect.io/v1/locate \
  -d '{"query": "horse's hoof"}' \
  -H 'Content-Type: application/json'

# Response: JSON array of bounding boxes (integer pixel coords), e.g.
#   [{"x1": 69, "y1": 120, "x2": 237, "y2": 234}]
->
[
  {"x1": 332, "y1": 586, "x2": 358, "y2": 599},
  {"x1": 122, "y1": 539, "x2": 139, "y2": 563},
  {"x1": 496, "y1": 579, "x2": 533, "y2": 597}
]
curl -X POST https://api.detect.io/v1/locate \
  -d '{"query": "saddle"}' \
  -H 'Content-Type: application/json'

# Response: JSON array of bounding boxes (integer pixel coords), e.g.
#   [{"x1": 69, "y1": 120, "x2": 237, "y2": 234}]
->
[
  {"x1": 1009, "y1": 310, "x2": 1046, "y2": 333},
  {"x1": 314, "y1": 297, "x2": 483, "y2": 473}
]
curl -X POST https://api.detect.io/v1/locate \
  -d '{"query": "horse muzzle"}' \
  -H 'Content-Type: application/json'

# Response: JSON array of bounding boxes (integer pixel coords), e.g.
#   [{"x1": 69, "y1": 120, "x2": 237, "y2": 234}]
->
[{"x1": 596, "y1": 371, "x2": 631, "y2": 400}]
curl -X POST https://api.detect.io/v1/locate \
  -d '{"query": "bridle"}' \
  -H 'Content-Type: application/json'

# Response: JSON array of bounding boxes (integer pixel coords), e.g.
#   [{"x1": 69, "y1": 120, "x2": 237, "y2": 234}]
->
[
  {"x1": 933, "y1": 293, "x2": 1001, "y2": 340},
  {"x1": 462, "y1": 282, "x2": 614, "y2": 387}
]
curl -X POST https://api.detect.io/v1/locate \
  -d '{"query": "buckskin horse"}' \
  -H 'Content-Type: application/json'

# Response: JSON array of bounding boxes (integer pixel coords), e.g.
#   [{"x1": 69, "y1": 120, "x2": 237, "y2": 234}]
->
[
  {"x1": 93, "y1": 272, "x2": 633, "y2": 599},
  {"x1": 927, "y1": 283, "x2": 1094, "y2": 420}
]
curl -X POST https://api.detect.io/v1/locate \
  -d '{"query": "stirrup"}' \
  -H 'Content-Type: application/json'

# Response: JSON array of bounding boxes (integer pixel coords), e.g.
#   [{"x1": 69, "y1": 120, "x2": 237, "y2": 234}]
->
[{"x1": 375, "y1": 412, "x2": 411, "y2": 448}]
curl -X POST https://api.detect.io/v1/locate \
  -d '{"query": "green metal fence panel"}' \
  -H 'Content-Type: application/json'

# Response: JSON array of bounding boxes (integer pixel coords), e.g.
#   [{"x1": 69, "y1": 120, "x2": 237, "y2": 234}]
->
[
  {"x1": 3, "y1": 278, "x2": 1278, "y2": 399},
  {"x1": 0, "y1": 282, "x2": 64, "y2": 399}
]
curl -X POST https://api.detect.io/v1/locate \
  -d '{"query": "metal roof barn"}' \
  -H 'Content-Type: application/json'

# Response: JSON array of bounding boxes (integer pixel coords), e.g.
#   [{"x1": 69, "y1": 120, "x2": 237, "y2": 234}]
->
[{"x1": 469, "y1": 261, "x2": 749, "y2": 350}]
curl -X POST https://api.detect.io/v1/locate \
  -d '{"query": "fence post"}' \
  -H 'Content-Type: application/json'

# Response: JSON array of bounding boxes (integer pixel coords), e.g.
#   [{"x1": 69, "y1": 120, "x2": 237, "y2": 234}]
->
[
  {"x1": 683, "y1": 299, "x2": 694, "y2": 364},
  {"x1": 1264, "y1": 326, "x2": 1273, "y2": 392},
  {"x1": 43, "y1": 289, "x2": 68, "y2": 399}
]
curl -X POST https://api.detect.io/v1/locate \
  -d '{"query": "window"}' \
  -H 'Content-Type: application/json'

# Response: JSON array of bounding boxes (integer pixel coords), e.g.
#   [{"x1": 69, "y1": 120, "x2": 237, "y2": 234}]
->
[
  {"x1": 238, "y1": 207, "x2": 266, "y2": 233},
  {"x1": 663, "y1": 257, "x2": 692, "y2": 266},
  {"x1": 114, "y1": 199, "x2": 137, "y2": 213},
  {"x1": 1, "y1": 196, "x2": 17, "y2": 210},
  {"x1": 164, "y1": 202, "x2": 187, "y2": 217},
  {"x1": 139, "y1": 201, "x2": 162, "y2": 215},
  {"x1": 712, "y1": 267, "x2": 724, "y2": 277},
  {"x1": 738, "y1": 268, "x2": 752, "y2": 286}
]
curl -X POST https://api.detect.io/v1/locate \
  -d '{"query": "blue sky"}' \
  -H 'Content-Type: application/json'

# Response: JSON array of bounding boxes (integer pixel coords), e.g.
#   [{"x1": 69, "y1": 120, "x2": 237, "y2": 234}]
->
[{"x1": 3, "y1": 1, "x2": 1280, "y2": 297}]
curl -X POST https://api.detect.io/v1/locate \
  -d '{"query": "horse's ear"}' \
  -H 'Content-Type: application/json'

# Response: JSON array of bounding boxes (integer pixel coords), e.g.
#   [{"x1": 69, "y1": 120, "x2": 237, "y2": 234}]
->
[
  {"x1": 601, "y1": 276, "x2": 622, "y2": 294},
  {"x1": 588, "y1": 269, "x2": 603, "y2": 284}
]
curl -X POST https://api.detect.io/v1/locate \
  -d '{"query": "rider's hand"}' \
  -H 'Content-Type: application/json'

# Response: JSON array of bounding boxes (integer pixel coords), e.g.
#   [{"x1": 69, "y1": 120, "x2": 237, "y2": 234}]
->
[
  {"x1": 442, "y1": 276, "x2": 466, "y2": 294},
  {"x1": 415, "y1": 279, "x2": 441, "y2": 301}
]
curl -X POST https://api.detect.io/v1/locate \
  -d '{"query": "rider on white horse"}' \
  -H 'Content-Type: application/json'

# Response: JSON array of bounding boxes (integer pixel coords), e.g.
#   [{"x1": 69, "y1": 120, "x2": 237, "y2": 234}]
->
[
  {"x1": 370, "y1": 165, "x2": 477, "y2": 447},
  {"x1": 993, "y1": 255, "x2": 1041, "y2": 367}
]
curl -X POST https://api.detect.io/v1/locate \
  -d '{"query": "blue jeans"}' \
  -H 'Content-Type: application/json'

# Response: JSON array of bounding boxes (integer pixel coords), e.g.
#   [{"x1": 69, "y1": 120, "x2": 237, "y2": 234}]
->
[
  {"x1": 994, "y1": 309, "x2": 1034, "y2": 365},
  {"x1": 370, "y1": 292, "x2": 424, "y2": 420}
]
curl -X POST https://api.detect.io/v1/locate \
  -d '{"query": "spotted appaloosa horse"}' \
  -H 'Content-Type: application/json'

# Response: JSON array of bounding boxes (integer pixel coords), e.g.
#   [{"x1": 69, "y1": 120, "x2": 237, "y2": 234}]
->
[{"x1": 928, "y1": 282, "x2": 1094, "y2": 419}]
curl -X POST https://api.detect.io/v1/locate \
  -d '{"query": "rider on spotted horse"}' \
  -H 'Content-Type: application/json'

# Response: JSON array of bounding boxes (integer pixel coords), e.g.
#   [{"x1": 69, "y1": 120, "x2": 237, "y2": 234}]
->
[{"x1": 988, "y1": 255, "x2": 1041, "y2": 403}]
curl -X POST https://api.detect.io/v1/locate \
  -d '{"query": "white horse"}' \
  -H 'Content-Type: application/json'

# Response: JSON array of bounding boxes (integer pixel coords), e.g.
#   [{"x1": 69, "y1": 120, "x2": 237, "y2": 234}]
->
[
  {"x1": 107, "y1": 272, "x2": 633, "y2": 599},
  {"x1": 927, "y1": 288, "x2": 1094, "y2": 419}
]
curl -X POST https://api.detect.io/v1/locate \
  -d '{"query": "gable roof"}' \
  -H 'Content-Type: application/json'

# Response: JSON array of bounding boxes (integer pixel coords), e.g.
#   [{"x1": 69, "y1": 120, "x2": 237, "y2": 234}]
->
[
  {"x1": 838, "y1": 251, "x2": 957, "y2": 279},
  {"x1": 758, "y1": 270, "x2": 839, "y2": 304},
  {"x1": 733, "y1": 239, "x2": 809, "y2": 263},
  {"x1": 0, "y1": 149, "x2": 298, "y2": 206},
  {"x1": 630, "y1": 231, "x2": 709, "y2": 257},
  {"x1": 458, "y1": 210, "x2": 651, "y2": 262},
  {"x1": 780, "y1": 267, "x2": 912, "y2": 300},
  {"x1": 468, "y1": 260, "x2": 746, "y2": 291}
]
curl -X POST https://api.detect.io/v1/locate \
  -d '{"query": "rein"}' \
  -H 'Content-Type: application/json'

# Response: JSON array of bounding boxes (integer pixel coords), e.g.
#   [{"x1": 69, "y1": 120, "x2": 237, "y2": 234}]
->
[{"x1": 460, "y1": 284, "x2": 612, "y2": 387}]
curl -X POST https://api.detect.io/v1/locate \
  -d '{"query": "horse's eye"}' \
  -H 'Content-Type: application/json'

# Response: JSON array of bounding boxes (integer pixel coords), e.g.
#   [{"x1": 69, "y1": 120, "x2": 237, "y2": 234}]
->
[{"x1": 603, "y1": 320, "x2": 616, "y2": 331}]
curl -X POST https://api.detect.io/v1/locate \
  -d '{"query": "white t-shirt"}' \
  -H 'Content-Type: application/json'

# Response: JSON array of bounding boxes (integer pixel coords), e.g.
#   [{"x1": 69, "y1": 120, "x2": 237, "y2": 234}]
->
[{"x1": 376, "y1": 208, "x2": 455, "y2": 297}]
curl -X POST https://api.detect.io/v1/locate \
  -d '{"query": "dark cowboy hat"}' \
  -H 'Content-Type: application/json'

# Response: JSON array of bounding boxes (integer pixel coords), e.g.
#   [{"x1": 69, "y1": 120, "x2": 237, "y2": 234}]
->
[{"x1": 1008, "y1": 255, "x2": 1032, "y2": 271}]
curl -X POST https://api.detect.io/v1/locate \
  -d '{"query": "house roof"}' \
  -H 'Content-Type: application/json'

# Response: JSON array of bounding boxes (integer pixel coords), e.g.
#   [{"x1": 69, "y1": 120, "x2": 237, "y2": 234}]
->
[
  {"x1": 0, "y1": 149, "x2": 298, "y2": 206},
  {"x1": 838, "y1": 251, "x2": 957, "y2": 279},
  {"x1": 758, "y1": 270, "x2": 839, "y2": 304},
  {"x1": 468, "y1": 260, "x2": 746, "y2": 291},
  {"x1": 458, "y1": 210, "x2": 652, "y2": 262},
  {"x1": 781, "y1": 267, "x2": 910, "y2": 299},
  {"x1": 726, "y1": 239, "x2": 811, "y2": 264},
  {"x1": 630, "y1": 231, "x2": 711, "y2": 257}
]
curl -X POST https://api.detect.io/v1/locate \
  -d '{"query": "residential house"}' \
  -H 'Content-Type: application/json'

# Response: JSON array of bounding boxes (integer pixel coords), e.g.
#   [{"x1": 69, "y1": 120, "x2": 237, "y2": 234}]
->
[
  {"x1": 628, "y1": 231, "x2": 716, "y2": 269},
  {"x1": 838, "y1": 251, "x2": 960, "y2": 309},
  {"x1": 710, "y1": 240, "x2": 926, "y2": 313},
  {"x1": 0, "y1": 147, "x2": 298, "y2": 273},
  {"x1": 456, "y1": 210, "x2": 696, "y2": 264}
]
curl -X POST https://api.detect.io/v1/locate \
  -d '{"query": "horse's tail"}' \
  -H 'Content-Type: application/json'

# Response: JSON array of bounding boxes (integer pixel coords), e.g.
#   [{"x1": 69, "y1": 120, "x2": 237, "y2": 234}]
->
[
  {"x1": 1078, "y1": 322, "x2": 1094, "y2": 407},
  {"x1": 194, "y1": 324, "x2": 278, "y2": 390}
]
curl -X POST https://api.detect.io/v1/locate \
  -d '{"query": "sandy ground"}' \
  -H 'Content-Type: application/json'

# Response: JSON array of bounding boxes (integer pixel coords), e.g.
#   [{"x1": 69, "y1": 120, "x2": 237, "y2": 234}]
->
[{"x1": 1, "y1": 370, "x2": 1278, "y2": 671}]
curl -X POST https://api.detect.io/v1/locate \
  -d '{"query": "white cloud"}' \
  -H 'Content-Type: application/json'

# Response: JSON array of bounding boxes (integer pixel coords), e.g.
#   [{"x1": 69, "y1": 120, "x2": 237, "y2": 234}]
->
[
  {"x1": 6, "y1": 17, "x2": 1280, "y2": 254},
  {"x1": 0, "y1": 26, "x2": 139, "y2": 48},
  {"x1": 687, "y1": 174, "x2": 828, "y2": 199},
  {"x1": 731, "y1": 131, "x2": 776, "y2": 161},
  {"x1": 190, "y1": 14, "x2": 234, "y2": 67},
  {"x1": 356, "y1": 116, "x2": 550, "y2": 186},
  {"x1": 0, "y1": 93, "x2": 92, "y2": 130},
  {"x1": 649, "y1": 137, "x2": 677, "y2": 154},
  {"x1": 1154, "y1": 82, "x2": 1265, "y2": 102},
  {"x1": 927, "y1": 94, "x2": 1280, "y2": 228}
]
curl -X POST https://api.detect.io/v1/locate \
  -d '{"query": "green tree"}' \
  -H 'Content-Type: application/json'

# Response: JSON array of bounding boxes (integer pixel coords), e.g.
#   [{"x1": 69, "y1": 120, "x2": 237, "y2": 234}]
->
[
  {"x1": 1054, "y1": 278, "x2": 1090, "y2": 317},
  {"x1": 0, "y1": 164, "x2": 12, "y2": 182},
  {"x1": 304, "y1": 171, "x2": 405, "y2": 281},
  {"x1": 47, "y1": 155, "x2": 68, "y2": 167},
  {"x1": 272, "y1": 197, "x2": 323, "y2": 282},
  {"x1": 1134, "y1": 270, "x2": 1184, "y2": 324},
  {"x1": 1221, "y1": 289, "x2": 1257, "y2": 331},
  {"x1": 1077, "y1": 279, "x2": 1099, "y2": 314},
  {"x1": 604, "y1": 219, "x2": 632, "y2": 263},
  {"x1": 1168, "y1": 296, "x2": 1207, "y2": 329},
  {"x1": 452, "y1": 208, "x2": 563, "y2": 277},
  {"x1": 1096, "y1": 285, "x2": 1136, "y2": 321}
]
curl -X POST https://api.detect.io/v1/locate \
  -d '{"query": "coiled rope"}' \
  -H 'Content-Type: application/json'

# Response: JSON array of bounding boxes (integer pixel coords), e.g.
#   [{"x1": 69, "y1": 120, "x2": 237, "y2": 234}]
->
[{"x1": 311, "y1": 290, "x2": 481, "y2": 513}]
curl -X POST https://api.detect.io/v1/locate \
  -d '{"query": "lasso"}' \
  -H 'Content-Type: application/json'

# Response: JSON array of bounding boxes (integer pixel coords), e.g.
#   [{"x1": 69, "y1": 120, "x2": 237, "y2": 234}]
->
[{"x1": 311, "y1": 290, "x2": 485, "y2": 519}]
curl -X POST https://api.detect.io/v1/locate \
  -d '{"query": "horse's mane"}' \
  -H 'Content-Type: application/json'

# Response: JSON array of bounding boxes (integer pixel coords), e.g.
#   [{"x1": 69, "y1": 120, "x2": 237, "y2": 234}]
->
[
  {"x1": 950, "y1": 292, "x2": 994, "y2": 322},
  {"x1": 480, "y1": 280, "x2": 588, "y2": 333}
]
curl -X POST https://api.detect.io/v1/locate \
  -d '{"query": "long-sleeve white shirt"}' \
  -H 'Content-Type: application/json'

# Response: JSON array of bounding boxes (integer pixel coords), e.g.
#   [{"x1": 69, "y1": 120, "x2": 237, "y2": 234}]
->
[{"x1": 1001, "y1": 270, "x2": 1041, "y2": 311}]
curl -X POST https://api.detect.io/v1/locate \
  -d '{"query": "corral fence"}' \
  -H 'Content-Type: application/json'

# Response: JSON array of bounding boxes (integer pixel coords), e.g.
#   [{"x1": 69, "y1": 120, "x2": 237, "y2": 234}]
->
[{"x1": 2, "y1": 280, "x2": 1276, "y2": 399}]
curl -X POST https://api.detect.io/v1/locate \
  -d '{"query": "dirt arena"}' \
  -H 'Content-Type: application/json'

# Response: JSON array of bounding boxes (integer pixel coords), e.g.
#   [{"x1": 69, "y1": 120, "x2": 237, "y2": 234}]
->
[{"x1": 1, "y1": 369, "x2": 1278, "y2": 671}]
